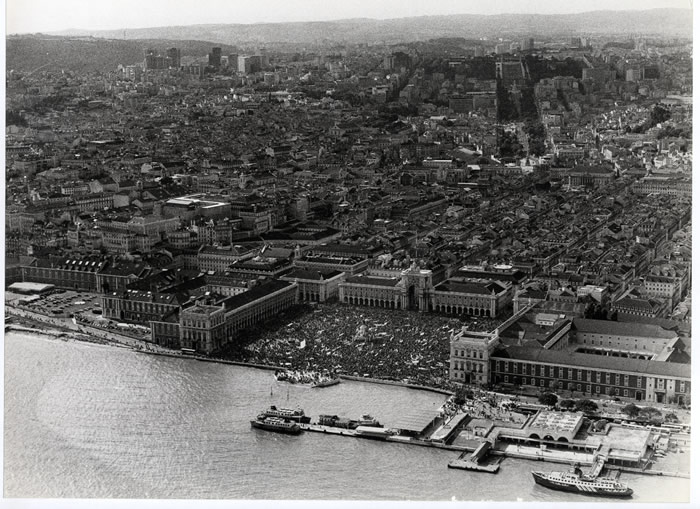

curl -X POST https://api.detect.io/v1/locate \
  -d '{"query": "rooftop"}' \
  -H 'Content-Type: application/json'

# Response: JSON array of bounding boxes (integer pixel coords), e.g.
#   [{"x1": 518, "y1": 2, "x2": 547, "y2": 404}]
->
[
  {"x1": 493, "y1": 345, "x2": 690, "y2": 379},
  {"x1": 345, "y1": 275, "x2": 401, "y2": 287},
  {"x1": 572, "y1": 318, "x2": 677, "y2": 340}
]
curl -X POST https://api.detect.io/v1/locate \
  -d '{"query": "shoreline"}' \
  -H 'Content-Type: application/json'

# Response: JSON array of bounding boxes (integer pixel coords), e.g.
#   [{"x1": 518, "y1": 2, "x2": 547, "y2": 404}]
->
[
  {"x1": 5, "y1": 319, "x2": 690, "y2": 480},
  {"x1": 5, "y1": 315, "x2": 454, "y2": 396}
]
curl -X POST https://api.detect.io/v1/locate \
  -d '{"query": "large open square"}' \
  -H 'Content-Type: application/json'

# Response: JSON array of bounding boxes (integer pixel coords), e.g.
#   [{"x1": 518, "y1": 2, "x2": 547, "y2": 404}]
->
[{"x1": 242, "y1": 303, "x2": 501, "y2": 386}]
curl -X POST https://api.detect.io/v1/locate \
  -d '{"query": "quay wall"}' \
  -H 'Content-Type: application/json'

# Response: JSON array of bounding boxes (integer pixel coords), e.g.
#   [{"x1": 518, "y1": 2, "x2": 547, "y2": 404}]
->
[{"x1": 339, "y1": 374, "x2": 453, "y2": 396}]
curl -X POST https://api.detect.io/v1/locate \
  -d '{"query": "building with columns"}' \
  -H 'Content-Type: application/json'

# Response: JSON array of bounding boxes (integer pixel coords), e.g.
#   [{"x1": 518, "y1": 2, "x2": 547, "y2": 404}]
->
[
  {"x1": 448, "y1": 311, "x2": 690, "y2": 405},
  {"x1": 431, "y1": 278, "x2": 512, "y2": 317},
  {"x1": 449, "y1": 329, "x2": 500, "y2": 384},
  {"x1": 338, "y1": 264, "x2": 434, "y2": 311},
  {"x1": 339, "y1": 265, "x2": 512, "y2": 317},
  {"x1": 151, "y1": 279, "x2": 298, "y2": 354},
  {"x1": 281, "y1": 268, "x2": 345, "y2": 302}
]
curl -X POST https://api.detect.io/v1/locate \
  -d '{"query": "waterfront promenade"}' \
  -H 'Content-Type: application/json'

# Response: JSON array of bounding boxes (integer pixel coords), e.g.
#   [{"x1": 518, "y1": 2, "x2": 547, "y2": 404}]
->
[{"x1": 6, "y1": 303, "x2": 691, "y2": 480}]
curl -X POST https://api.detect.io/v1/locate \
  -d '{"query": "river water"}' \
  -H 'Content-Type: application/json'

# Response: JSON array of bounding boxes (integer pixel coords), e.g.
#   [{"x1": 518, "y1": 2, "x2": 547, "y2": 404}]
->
[{"x1": 3, "y1": 331, "x2": 690, "y2": 502}]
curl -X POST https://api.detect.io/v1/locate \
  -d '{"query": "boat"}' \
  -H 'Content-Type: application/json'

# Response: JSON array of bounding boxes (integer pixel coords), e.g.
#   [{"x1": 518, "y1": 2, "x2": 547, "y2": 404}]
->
[
  {"x1": 354, "y1": 425, "x2": 393, "y2": 440},
  {"x1": 312, "y1": 377, "x2": 341, "y2": 388},
  {"x1": 250, "y1": 415, "x2": 302, "y2": 435},
  {"x1": 356, "y1": 414, "x2": 382, "y2": 427},
  {"x1": 276, "y1": 369, "x2": 339, "y2": 387},
  {"x1": 317, "y1": 413, "x2": 382, "y2": 429},
  {"x1": 532, "y1": 468, "x2": 633, "y2": 498},
  {"x1": 262, "y1": 405, "x2": 311, "y2": 424}
]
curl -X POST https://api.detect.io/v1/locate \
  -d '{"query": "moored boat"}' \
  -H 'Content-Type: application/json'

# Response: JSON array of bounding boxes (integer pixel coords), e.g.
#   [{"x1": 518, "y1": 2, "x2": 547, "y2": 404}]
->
[
  {"x1": 277, "y1": 369, "x2": 339, "y2": 387},
  {"x1": 262, "y1": 405, "x2": 311, "y2": 423},
  {"x1": 356, "y1": 414, "x2": 382, "y2": 427},
  {"x1": 312, "y1": 378, "x2": 341, "y2": 388},
  {"x1": 250, "y1": 415, "x2": 302, "y2": 435},
  {"x1": 532, "y1": 469, "x2": 633, "y2": 498},
  {"x1": 317, "y1": 413, "x2": 382, "y2": 429}
]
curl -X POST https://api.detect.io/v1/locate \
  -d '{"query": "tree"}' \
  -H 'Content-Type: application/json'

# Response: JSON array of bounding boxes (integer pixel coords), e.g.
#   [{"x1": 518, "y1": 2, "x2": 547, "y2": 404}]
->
[
  {"x1": 454, "y1": 386, "x2": 473, "y2": 406},
  {"x1": 649, "y1": 416, "x2": 664, "y2": 426},
  {"x1": 649, "y1": 105, "x2": 671, "y2": 126},
  {"x1": 575, "y1": 399, "x2": 599, "y2": 414},
  {"x1": 622, "y1": 403, "x2": 640, "y2": 418},
  {"x1": 639, "y1": 406, "x2": 662, "y2": 421},
  {"x1": 665, "y1": 412, "x2": 679, "y2": 423},
  {"x1": 559, "y1": 399, "x2": 576, "y2": 411},
  {"x1": 538, "y1": 392, "x2": 558, "y2": 407}
]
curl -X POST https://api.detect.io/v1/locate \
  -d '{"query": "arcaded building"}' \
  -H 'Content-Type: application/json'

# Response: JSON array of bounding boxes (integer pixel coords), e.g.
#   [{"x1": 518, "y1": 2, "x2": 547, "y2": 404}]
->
[
  {"x1": 449, "y1": 311, "x2": 691, "y2": 405},
  {"x1": 339, "y1": 265, "x2": 512, "y2": 317},
  {"x1": 177, "y1": 280, "x2": 298, "y2": 354}
]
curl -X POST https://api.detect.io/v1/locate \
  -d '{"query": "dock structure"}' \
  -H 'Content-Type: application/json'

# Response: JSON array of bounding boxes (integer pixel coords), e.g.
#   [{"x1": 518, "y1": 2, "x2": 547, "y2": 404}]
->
[
  {"x1": 429, "y1": 411, "x2": 470, "y2": 443},
  {"x1": 299, "y1": 423, "x2": 359, "y2": 437},
  {"x1": 587, "y1": 454, "x2": 607, "y2": 478},
  {"x1": 448, "y1": 440, "x2": 502, "y2": 473}
]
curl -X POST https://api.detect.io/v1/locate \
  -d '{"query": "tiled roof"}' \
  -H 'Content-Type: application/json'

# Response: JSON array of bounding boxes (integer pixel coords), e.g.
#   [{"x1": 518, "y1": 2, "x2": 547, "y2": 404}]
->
[
  {"x1": 345, "y1": 275, "x2": 401, "y2": 287},
  {"x1": 434, "y1": 279, "x2": 506, "y2": 295},
  {"x1": 492, "y1": 345, "x2": 691, "y2": 379},
  {"x1": 221, "y1": 280, "x2": 294, "y2": 311},
  {"x1": 282, "y1": 268, "x2": 342, "y2": 281},
  {"x1": 612, "y1": 297, "x2": 659, "y2": 312},
  {"x1": 572, "y1": 318, "x2": 679, "y2": 339}
]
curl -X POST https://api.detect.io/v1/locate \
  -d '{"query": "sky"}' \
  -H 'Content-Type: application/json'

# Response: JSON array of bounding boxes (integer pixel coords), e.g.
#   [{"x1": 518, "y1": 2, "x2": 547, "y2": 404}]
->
[{"x1": 5, "y1": 0, "x2": 694, "y2": 34}]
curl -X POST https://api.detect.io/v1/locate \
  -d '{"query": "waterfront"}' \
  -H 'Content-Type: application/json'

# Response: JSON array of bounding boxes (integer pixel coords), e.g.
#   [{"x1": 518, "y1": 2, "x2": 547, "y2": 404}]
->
[{"x1": 4, "y1": 331, "x2": 690, "y2": 502}]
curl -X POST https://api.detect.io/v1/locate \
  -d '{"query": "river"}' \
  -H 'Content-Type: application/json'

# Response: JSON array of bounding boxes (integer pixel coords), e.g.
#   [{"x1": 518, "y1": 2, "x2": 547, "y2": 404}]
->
[{"x1": 3, "y1": 331, "x2": 690, "y2": 502}]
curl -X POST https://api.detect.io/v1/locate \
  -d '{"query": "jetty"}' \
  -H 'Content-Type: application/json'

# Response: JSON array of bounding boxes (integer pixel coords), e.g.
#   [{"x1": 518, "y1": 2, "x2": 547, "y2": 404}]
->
[{"x1": 448, "y1": 441, "x2": 502, "y2": 473}]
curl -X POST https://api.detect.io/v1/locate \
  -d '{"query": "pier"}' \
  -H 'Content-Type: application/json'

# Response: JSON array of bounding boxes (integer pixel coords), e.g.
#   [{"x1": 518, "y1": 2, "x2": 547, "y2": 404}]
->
[{"x1": 448, "y1": 441, "x2": 502, "y2": 473}]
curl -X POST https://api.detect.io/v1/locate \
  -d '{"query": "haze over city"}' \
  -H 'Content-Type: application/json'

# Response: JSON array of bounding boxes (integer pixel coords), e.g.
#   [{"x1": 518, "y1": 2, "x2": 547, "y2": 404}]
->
[
  {"x1": 4, "y1": 0, "x2": 695, "y2": 505},
  {"x1": 6, "y1": 0, "x2": 693, "y2": 34}
]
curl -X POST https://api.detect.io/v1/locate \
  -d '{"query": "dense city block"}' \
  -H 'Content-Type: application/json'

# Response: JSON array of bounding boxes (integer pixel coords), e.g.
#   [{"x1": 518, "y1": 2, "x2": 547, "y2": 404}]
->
[{"x1": 6, "y1": 30, "x2": 691, "y2": 407}]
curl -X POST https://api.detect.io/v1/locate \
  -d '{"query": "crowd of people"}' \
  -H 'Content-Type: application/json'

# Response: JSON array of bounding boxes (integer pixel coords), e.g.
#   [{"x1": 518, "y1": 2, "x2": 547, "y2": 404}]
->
[
  {"x1": 441, "y1": 390, "x2": 528, "y2": 425},
  {"x1": 240, "y1": 303, "x2": 502, "y2": 388},
  {"x1": 74, "y1": 312, "x2": 152, "y2": 340}
]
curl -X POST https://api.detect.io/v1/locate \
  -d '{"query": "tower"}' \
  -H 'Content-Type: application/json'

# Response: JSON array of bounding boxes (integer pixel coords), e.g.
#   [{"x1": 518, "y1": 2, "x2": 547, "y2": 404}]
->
[
  {"x1": 166, "y1": 48, "x2": 181, "y2": 68},
  {"x1": 209, "y1": 47, "x2": 222, "y2": 69}
]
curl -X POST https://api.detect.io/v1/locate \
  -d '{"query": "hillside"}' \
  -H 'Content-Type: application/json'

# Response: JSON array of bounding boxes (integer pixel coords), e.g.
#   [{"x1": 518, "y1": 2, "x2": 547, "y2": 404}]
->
[
  {"x1": 43, "y1": 9, "x2": 692, "y2": 47},
  {"x1": 6, "y1": 35, "x2": 237, "y2": 73}
]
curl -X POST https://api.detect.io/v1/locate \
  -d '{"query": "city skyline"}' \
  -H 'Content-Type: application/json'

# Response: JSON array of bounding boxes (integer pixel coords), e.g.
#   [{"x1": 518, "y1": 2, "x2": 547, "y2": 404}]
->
[
  {"x1": 4, "y1": 0, "x2": 694, "y2": 504},
  {"x1": 7, "y1": 0, "x2": 693, "y2": 35}
]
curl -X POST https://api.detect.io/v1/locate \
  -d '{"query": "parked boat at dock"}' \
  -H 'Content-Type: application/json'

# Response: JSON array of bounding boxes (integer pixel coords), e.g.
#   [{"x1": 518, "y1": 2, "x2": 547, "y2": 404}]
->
[
  {"x1": 532, "y1": 468, "x2": 633, "y2": 498},
  {"x1": 312, "y1": 378, "x2": 341, "y2": 388},
  {"x1": 250, "y1": 415, "x2": 302, "y2": 435},
  {"x1": 317, "y1": 413, "x2": 382, "y2": 429},
  {"x1": 262, "y1": 405, "x2": 311, "y2": 424},
  {"x1": 276, "y1": 369, "x2": 339, "y2": 387}
]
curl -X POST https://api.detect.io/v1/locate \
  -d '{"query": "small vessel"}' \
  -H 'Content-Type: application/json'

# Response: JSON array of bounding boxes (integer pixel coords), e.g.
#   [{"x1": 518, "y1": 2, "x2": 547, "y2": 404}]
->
[
  {"x1": 250, "y1": 415, "x2": 302, "y2": 435},
  {"x1": 532, "y1": 468, "x2": 633, "y2": 498},
  {"x1": 317, "y1": 413, "x2": 382, "y2": 429},
  {"x1": 262, "y1": 405, "x2": 311, "y2": 424},
  {"x1": 277, "y1": 369, "x2": 339, "y2": 387},
  {"x1": 356, "y1": 414, "x2": 382, "y2": 427},
  {"x1": 354, "y1": 425, "x2": 393, "y2": 440},
  {"x1": 312, "y1": 378, "x2": 341, "y2": 388}
]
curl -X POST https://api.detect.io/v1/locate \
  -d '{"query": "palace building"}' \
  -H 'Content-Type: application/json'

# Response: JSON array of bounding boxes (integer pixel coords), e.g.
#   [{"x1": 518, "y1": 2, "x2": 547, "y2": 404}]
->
[
  {"x1": 450, "y1": 310, "x2": 690, "y2": 405},
  {"x1": 339, "y1": 264, "x2": 512, "y2": 316},
  {"x1": 280, "y1": 268, "x2": 345, "y2": 303},
  {"x1": 150, "y1": 279, "x2": 298, "y2": 354}
]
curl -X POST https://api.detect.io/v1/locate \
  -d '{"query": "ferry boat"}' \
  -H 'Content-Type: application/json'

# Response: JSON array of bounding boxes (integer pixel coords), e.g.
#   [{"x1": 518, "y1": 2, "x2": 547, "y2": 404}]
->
[
  {"x1": 262, "y1": 405, "x2": 311, "y2": 424},
  {"x1": 532, "y1": 469, "x2": 633, "y2": 498},
  {"x1": 250, "y1": 415, "x2": 302, "y2": 435}
]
